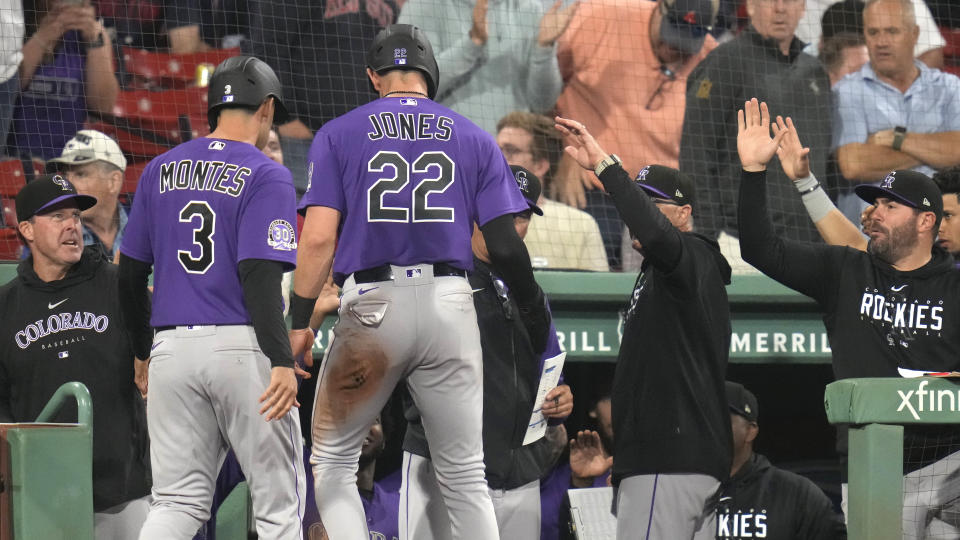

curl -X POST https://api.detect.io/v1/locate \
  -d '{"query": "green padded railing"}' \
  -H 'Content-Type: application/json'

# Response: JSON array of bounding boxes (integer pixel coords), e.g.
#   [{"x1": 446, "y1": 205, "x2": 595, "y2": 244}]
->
[
  {"x1": 824, "y1": 377, "x2": 960, "y2": 540},
  {"x1": 7, "y1": 382, "x2": 93, "y2": 540}
]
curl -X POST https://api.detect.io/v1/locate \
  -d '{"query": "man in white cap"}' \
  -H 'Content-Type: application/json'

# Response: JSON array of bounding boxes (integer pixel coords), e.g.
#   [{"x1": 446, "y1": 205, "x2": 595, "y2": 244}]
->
[{"x1": 49, "y1": 129, "x2": 128, "y2": 260}]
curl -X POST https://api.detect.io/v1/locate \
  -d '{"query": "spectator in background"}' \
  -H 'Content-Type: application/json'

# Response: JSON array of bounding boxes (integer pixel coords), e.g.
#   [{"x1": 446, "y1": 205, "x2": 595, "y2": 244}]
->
[
  {"x1": 681, "y1": 0, "x2": 831, "y2": 272},
  {"x1": 821, "y1": 32, "x2": 869, "y2": 86},
  {"x1": 396, "y1": 0, "x2": 576, "y2": 134},
  {"x1": 833, "y1": 0, "x2": 960, "y2": 223},
  {"x1": 717, "y1": 381, "x2": 846, "y2": 540},
  {"x1": 97, "y1": 0, "x2": 209, "y2": 52},
  {"x1": 797, "y1": 0, "x2": 945, "y2": 68},
  {"x1": 247, "y1": 0, "x2": 398, "y2": 193},
  {"x1": 0, "y1": 175, "x2": 151, "y2": 539},
  {"x1": 13, "y1": 0, "x2": 118, "y2": 160},
  {"x1": 47, "y1": 130, "x2": 129, "y2": 260},
  {"x1": 0, "y1": 0, "x2": 23, "y2": 154},
  {"x1": 554, "y1": 0, "x2": 718, "y2": 269},
  {"x1": 496, "y1": 111, "x2": 608, "y2": 272}
]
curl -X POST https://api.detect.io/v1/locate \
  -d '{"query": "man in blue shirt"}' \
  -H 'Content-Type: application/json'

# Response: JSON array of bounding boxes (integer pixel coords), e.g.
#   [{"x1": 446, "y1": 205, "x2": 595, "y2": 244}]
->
[{"x1": 834, "y1": 0, "x2": 960, "y2": 222}]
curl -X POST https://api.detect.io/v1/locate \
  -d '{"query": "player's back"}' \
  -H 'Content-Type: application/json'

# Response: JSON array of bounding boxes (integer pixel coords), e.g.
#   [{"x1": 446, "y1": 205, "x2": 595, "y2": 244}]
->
[
  {"x1": 302, "y1": 97, "x2": 526, "y2": 284},
  {"x1": 121, "y1": 137, "x2": 298, "y2": 327}
]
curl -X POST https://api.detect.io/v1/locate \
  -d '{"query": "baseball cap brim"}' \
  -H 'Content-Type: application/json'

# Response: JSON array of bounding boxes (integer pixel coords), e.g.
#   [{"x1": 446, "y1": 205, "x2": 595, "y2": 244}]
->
[
  {"x1": 526, "y1": 202, "x2": 543, "y2": 216},
  {"x1": 660, "y1": 21, "x2": 709, "y2": 55},
  {"x1": 35, "y1": 193, "x2": 98, "y2": 216},
  {"x1": 48, "y1": 153, "x2": 99, "y2": 166},
  {"x1": 637, "y1": 183, "x2": 673, "y2": 200},
  {"x1": 855, "y1": 184, "x2": 922, "y2": 209}
]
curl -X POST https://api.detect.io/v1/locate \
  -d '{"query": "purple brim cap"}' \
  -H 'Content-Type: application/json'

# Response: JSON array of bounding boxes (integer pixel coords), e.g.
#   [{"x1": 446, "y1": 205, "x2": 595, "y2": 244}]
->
[{"x1": 36, "y1": 193, "x2": 98, "y2": 215}]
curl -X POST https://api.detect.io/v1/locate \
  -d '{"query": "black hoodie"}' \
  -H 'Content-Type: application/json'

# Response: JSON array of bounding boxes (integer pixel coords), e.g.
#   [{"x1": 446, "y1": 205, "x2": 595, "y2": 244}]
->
[
  {"x1": 739, "y1": 169, "x2": 960, "y2": 472},
  {"x1": 716, "y1": 453, "x2": 846, "y2": 540},
  {"x1": 0, "y1": 247, "x2": 150, "y2": 511},
  {"x1": 597, "y1": 164, "x2": 734, "y2": 484}
]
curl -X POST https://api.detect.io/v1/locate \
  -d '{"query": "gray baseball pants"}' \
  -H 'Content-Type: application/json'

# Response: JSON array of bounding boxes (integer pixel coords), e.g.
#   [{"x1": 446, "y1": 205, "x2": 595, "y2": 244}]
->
[
  {"x1": 399, "y1": 451, "x2": 540, "y2": 540},
  {"x1": 616, "y1": 473, "x2": 720, "y2": 540},
  {"x1": 139, "y1": 325, "x2": 306, "y2": 540},
  {"x1": 310, "y1": 264, "x2": 499, "y2": 540}
]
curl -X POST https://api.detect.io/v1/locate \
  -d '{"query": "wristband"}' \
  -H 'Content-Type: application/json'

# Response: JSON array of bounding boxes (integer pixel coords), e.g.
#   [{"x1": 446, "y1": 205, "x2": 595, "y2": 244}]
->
[
  {"x1": 289, "y1": 292, "x2": 317, "y2": 330},
  {"x1": 892, "y1": 126, "x2": 907, "y2": 151},
  {"x1": 793, "y1": 173, "x2": 818, "y2": 194},
  {"x1": 594, "y1": 154, "x2": 622, "y2": 178}
]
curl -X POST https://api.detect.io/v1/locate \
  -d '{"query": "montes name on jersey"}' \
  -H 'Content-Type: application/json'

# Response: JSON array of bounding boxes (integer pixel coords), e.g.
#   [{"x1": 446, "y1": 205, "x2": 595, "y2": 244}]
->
[
  {"x1": 367, "y1": 112, "x2": 453, "y2": 141},
  {"x1": 159, "y1": 160, "x2": 250, "y2": 197}
]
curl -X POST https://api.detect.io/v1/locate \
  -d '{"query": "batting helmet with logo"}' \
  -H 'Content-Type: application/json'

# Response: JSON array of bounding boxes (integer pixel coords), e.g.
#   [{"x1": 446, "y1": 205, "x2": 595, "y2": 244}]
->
[
  {"x1": 366, "y1": 24, "x2": 440, "y2": 100},
  {"x1": 207, "y1": 56, "x2": 289, "y2": 131}
]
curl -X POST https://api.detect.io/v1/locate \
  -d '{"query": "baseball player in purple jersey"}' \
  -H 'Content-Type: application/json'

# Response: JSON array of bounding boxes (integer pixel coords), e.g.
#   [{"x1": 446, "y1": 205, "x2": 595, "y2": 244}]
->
[
  {"x1": 118, "y1": 56, "x2": 306, "y2": 539},
  {"x1": 287, "y1": 24, "x2": 552, "y2": 540}
]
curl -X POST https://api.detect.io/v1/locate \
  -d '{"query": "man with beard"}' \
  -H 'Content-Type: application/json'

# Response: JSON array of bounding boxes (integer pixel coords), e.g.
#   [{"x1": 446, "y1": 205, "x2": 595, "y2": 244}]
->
[{"x1": 736, "y1": 97, "x2": 960, "y2": 538}]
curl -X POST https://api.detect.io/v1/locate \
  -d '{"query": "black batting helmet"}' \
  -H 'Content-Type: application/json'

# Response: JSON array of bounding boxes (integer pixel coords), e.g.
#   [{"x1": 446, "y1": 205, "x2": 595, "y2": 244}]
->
[
  {"x1": 366, "y1": 24, "x2": 440, "y2": 99},
  {"x1": 207, "y1": 56, "x2": 289, "y2": 131}
]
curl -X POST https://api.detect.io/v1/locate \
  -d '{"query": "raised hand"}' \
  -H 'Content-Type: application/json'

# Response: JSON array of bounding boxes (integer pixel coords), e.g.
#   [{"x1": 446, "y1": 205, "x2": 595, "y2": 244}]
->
[
  {"x1": 737, "y1": 98, "x2": 787, "y2": 172},
  {"x1": 554, "y1": 116, "x2": 609, "y2": 191},
  {"x1": 538, "y1": 0, "x2": 579, "y2": 47},
  {"x1": 470, "y1": 0, "x2": 489, "y2": 46},
  {"x1": 772, "y1": 115, "x2": 811, "y2": 180},
  {"x1": 569, "y1": 430, "x2": 613, "y2": 487}
]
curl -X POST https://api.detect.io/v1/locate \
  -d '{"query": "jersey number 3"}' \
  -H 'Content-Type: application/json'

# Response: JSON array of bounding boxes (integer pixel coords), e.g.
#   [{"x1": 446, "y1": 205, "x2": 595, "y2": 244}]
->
[
  {"x1": 178, "y1": 201, "x2": 216, "y2": 274},
  {"x1": 367, "y1": 151, "x2": 455, "y2": 223}
]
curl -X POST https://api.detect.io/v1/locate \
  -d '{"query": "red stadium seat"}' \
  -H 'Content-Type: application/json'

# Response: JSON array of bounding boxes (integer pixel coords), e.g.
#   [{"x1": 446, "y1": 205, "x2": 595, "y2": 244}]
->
[
  {"x1": 111, "y1": 87, "x2": 210, "y2": 134},
  {"x1": 123, "y1": 161, "x2": 150, "y2": 196},
  {"x1": 942, "y1": 26, "x2": 960, "y2": 61},
  {"x1": 2, "y1": 198, "x2": 16, "y2": 228},
  {"x1": 0, "y1": 228, "x2": 21, "y2": 260},
  {"x1": 0, "y1": 159, "x2": 27, "y2": 197},
  {"x1": 122, "y1": 47, "x2": 241, "y2": 89}
]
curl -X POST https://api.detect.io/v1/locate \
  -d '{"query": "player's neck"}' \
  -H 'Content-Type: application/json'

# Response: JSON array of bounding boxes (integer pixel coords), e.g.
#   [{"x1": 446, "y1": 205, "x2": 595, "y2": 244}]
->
[
  {"x1": 32, "y1": 256, "x2": 72, "y2": 283},
  {"x1": 208, "y1": 118, "x2": 261, "y2": 147},
  {"x1": 83, "y1": 205, "x2": 119, "y2": 243},
  {"x1": 381, "y1": 90, "x2": 428, "y2": 98}
]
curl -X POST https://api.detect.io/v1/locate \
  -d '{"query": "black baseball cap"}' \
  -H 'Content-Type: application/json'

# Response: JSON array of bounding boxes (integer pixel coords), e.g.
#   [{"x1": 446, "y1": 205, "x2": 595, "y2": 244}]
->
[
  {"x1": 726, "y1": 381, "x2": 759, "y2": 423},
  {"x1": 855, "y1": 170, "x2": 943, "y2": 222},
  {"x1": 659, "y1": 0, "x2": 718, "y2": 55},
  {"x1": 634, "y1": 164, "x2": 695, "y2": 208},
  {"x1": 15, "y1": 174, "x2": 97, "y2": 222},
  {"x1": 822, "y1": 0, "x2": 864, "y2": 41},
  {"x1": 510, "y1": 165, "x2": 543, "y2": 216}
]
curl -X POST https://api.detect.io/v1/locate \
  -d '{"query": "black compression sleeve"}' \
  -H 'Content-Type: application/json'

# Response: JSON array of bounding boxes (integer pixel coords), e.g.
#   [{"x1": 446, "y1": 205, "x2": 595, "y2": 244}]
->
[
  {"x1": 480, "y1": 214, "x2": 539, "y2": 306},
  {"x1": 239, "y1": 259, "x2": 294, "y2": 369},
  {"x1": 118, "y1": 254, "x2": 153, "y2": 361},
  {"x1": 598, "y1": 164, "x2": 683, "y2": 272}
]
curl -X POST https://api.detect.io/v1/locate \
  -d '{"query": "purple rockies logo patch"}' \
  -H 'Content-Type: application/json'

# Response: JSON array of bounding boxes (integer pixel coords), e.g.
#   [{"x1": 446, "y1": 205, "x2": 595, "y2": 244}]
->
[{"x1": 51, "y1": 175, "x2": 71, "y2": 191}]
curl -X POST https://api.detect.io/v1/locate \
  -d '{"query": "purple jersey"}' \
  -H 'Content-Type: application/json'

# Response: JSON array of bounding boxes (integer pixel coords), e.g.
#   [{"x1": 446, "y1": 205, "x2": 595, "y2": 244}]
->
[
  {"x1": 299, "y1": 97, "x2": 527, "y2": 284},
  {"x1": 121, "y1": 137, "x2": 298, "y2": 327}
]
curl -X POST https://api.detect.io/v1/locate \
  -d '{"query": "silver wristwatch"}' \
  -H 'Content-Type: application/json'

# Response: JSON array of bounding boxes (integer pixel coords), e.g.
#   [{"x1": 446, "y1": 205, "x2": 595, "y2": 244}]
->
[{"x1": 594, "y1": 154, "x2": 622, "y2": 177}]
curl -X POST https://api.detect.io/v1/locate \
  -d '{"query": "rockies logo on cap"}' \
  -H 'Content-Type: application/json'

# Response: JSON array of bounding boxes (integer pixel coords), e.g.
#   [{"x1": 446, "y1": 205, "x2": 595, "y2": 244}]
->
[{"x1": 52, "y1": 175, "x2": 71, "y2": 191}]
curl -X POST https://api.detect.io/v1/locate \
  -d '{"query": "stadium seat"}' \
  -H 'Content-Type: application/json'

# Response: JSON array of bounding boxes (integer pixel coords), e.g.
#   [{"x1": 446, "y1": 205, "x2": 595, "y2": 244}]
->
[
  {"x1": 122, "y1": 47, "x2": 241, "y2": 89},
  {"x1": 0, "y1": 159, "x2": 27, "y2": 197},
  {"x1": 111, "y1": 87, "x2": 209, "y2": 135},
  {"x1": 0, "y1": 228, "x2": 20, "y2": 259},
  {"x1": 123, "y1": 161, "x2": 150, "y2": 196},
  {"x1": 2, "y1": 198, "x2": 16, "y2": 228},
  {"x1": 941, "y1": 26, "x2": 960, "y2": 61}
]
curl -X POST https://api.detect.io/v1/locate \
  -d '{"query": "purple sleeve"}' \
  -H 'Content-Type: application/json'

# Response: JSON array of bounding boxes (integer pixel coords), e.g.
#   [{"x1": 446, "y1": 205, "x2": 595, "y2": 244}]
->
[
  {"x1": 298, "y1": 131, "x2": 345, "y2": 212},
  {"x1": 237, "y1": 165, "x2": 299, "y2": 269},
  {"x1": 119, "y1": 161, "x2": 155, "y2": 264},
  {"x1": 474, "y1": 139, "x2": 528, "y2": 226}
]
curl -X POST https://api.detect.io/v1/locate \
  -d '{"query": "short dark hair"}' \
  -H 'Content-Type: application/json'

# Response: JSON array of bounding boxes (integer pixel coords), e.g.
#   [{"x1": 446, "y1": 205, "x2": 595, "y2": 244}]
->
[
  {"x1": 496, "y1": 112, "x2": 562, "y2": 184},
  {"x1": 819, "y1": 32, "x2": 866, "y2": 75},
  {"x1": 933, "y1": 166, "x2": 960, "y2": 204}
]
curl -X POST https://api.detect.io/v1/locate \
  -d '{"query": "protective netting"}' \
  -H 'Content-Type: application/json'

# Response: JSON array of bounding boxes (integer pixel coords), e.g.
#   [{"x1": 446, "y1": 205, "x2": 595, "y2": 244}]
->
[{"x1": 0, "y1": 0, "x2": 957, "y2": 270}]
